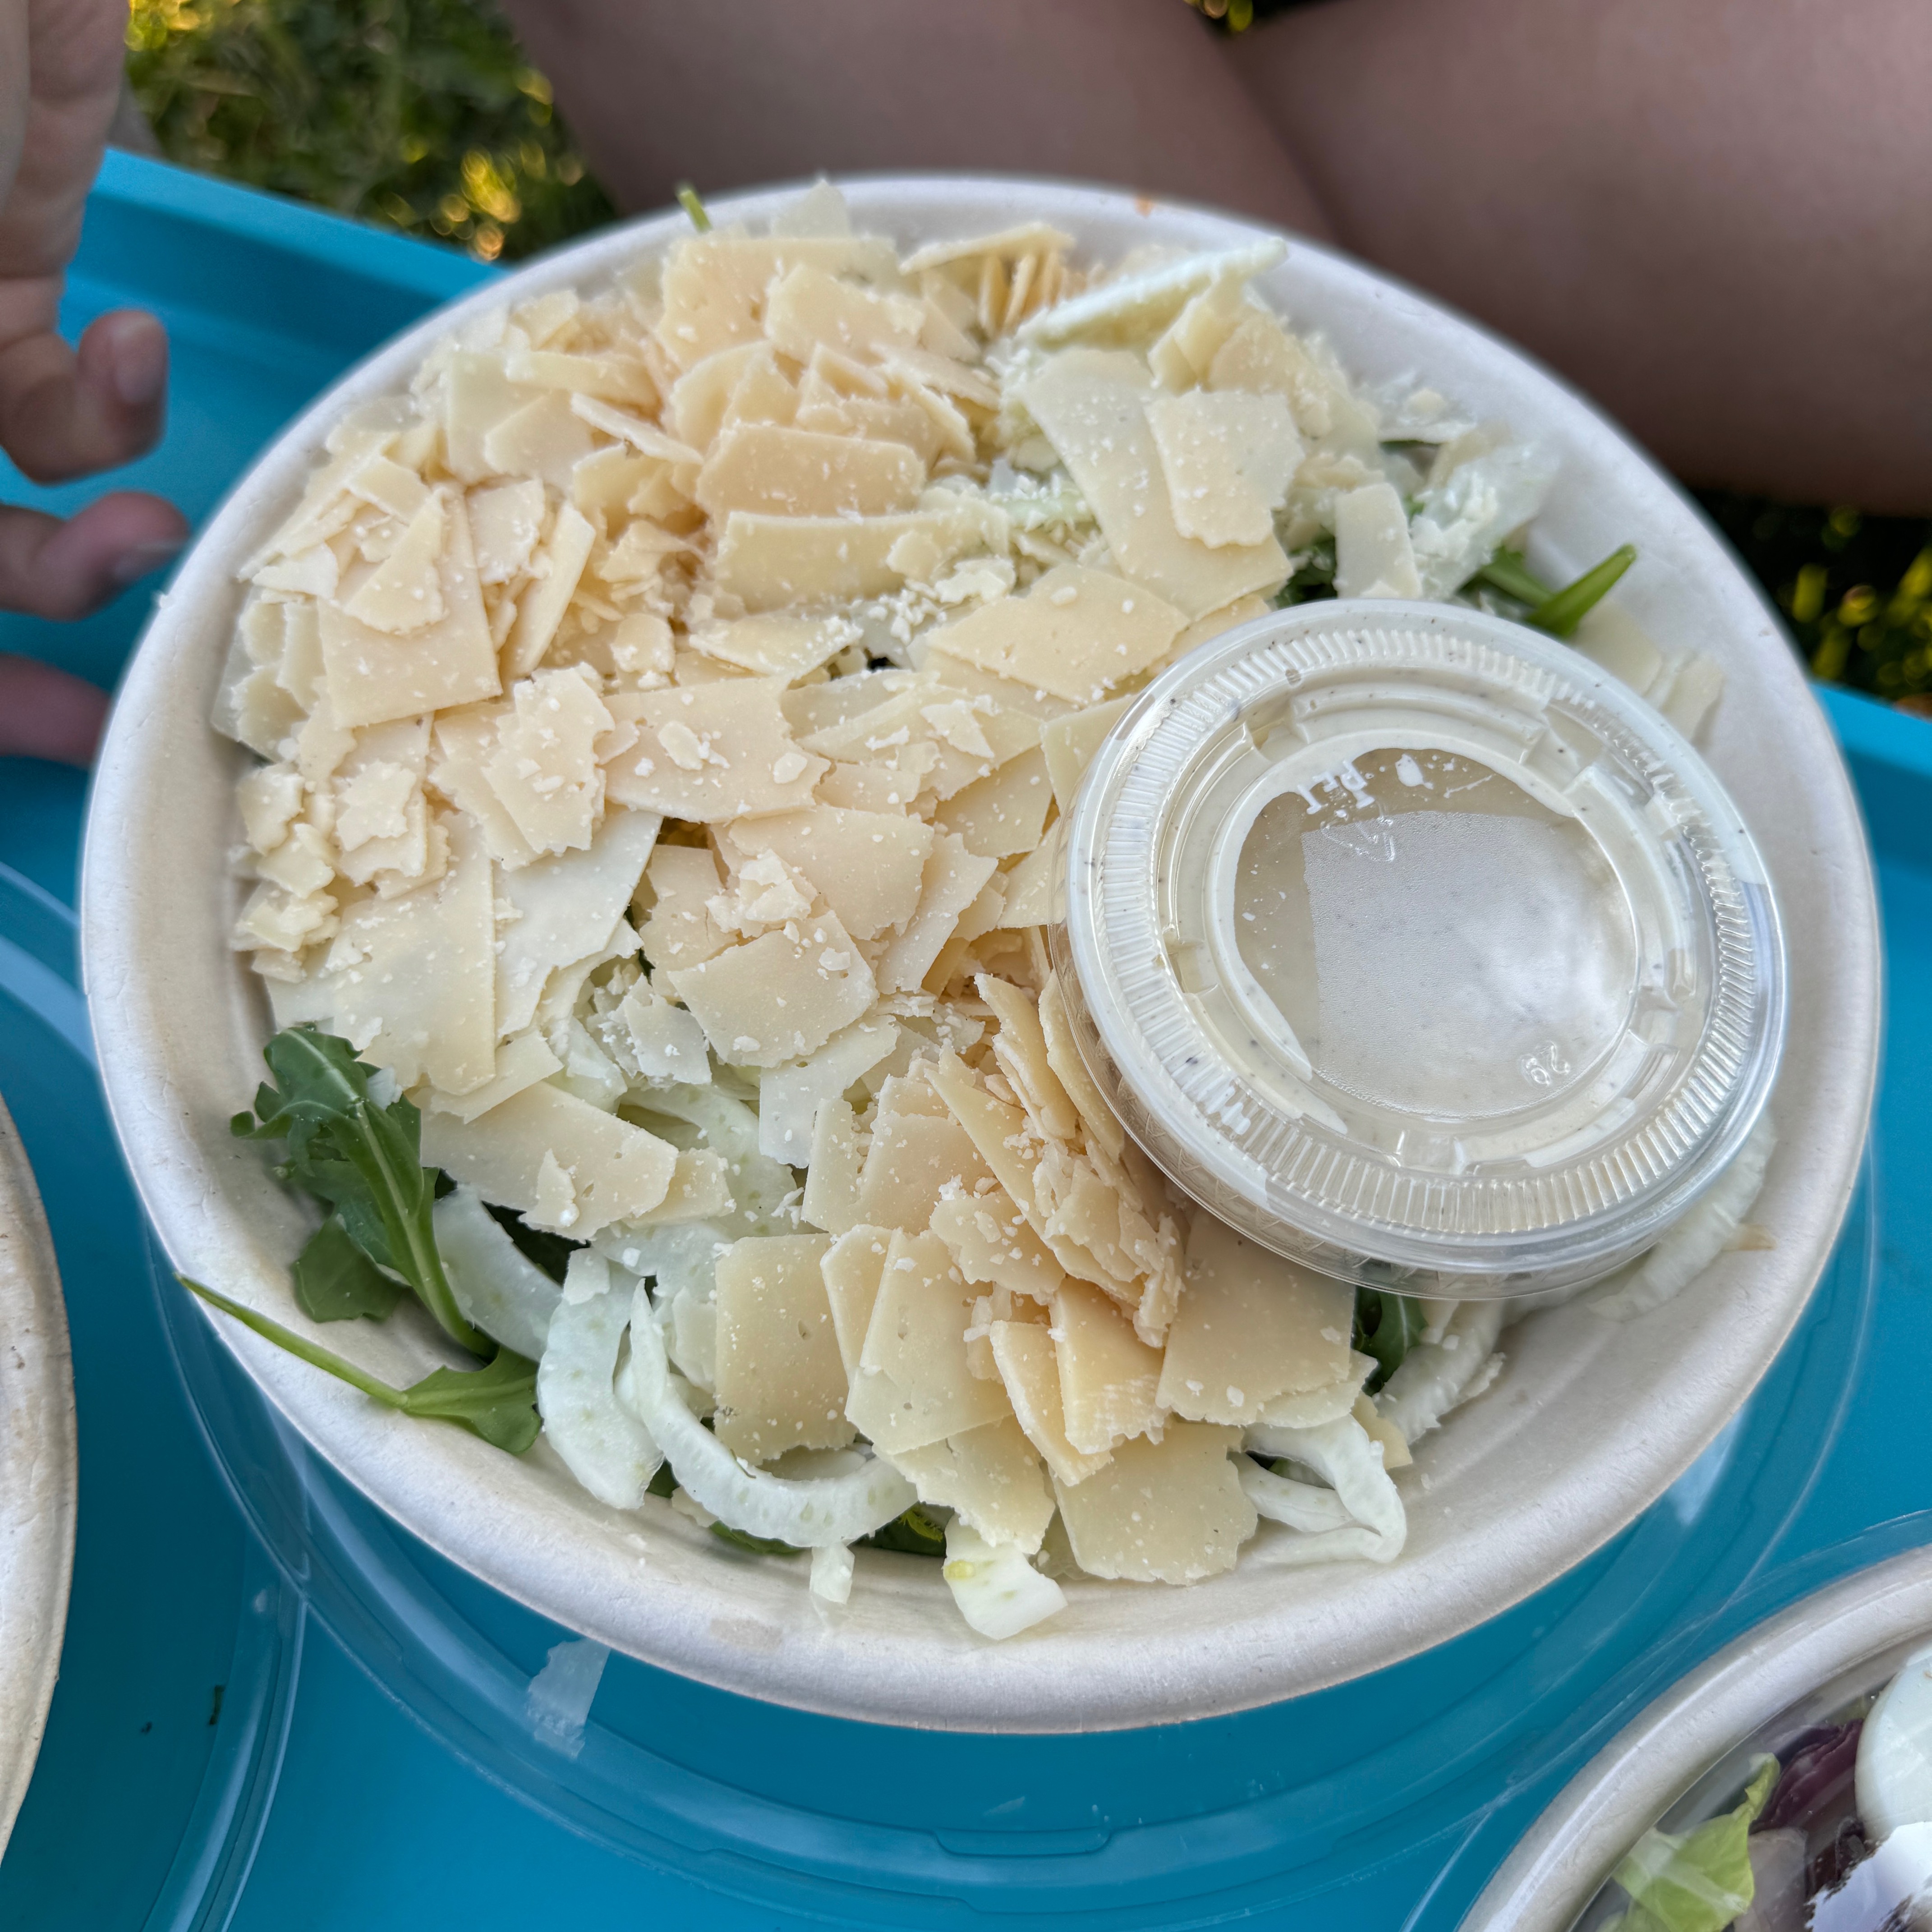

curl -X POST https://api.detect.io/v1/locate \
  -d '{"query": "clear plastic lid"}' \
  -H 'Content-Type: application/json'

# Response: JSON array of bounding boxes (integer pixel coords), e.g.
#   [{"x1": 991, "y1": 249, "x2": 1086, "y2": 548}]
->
[
  {"x1": 1052, "y1": 602, "x2": 1786, "y2": 1298},
  {"x1": 1568, "y1": 1630, "x2": 1932, "y2": 1932}
]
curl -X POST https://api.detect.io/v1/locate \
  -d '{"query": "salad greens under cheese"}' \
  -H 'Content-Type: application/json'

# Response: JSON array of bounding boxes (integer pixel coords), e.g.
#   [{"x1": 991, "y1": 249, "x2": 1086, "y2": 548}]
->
[{"x1": 204, "y1": 181, "x2": 1737, "y2": 1639}]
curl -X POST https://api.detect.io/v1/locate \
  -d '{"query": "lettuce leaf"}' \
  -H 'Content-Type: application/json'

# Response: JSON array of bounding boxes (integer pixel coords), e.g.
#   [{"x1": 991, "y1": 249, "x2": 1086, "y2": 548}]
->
[{"x1": 1609, "y1": 1757, "x2": 1778, "y2": 1932}]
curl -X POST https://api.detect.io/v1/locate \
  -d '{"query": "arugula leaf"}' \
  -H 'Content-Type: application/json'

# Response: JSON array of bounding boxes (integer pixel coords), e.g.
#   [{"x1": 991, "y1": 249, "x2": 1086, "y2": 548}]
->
[
  {"x1": 1354, "y1": 1289, "x2": 1426, "y2": 1392},
  {"x1": 1610, "y1": 1757, "x2": 1776, "y2": 1932},
  {"x1": 483, "y1": 1201, "x2": 582, "y2": 1285},
  {"x1": 181, "y1": 1277, "x2": 540, "y2": 1454},
  {"x1": 647, "y1": 1459, "x2": 679, "y2": 1500},
  {"x1": 1275, "y1": 535, "x2": 1338, "y2": 607},
  {"x1": 234, "y1": 1026, "x2": 486, "y2": 1353},
  {"x1": 675, "y1": 182, "x2": 711, "y2": 232},
  {"x1": 1530, "y1": 543, "x2": 1638, "y2": 640},
  {"x1": 709, "y1": 1524, "x2": 804, "y2": 1557},
  {"x1": 858, "y1": 1504, "x2": 949, "y2": 1559},
  {"x1": 292, "y1": 1214, "x2": 404, "y2": 1323}
]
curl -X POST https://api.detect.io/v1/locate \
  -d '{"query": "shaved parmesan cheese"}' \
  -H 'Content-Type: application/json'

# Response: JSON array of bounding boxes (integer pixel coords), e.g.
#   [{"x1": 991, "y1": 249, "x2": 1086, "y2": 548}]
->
[
  {"x1": 668, "y1": 909, "x2": 875, "y2": 1067},
  {"x1": 1408, "y1": 443, "x2": 1557, "y2": 601},
  {"x1": 637, "y1": 843, "x2": 731, "y2": 973},
  {"x1": 433, "y1": 1184, "x2": 562, "y2": 1359},
  {"x1": 626, "y1": 1289, "x2": 915, "y2": 1547},
  {"x1": 484, "y1": 664, "x2": 612, "y2": 856},
  {"x1": 422, "y1": 1079, "x2": 676, "y2": 1234},
  {"x1": 758, "y1": 1019, "x2": 897, "y2": 1163},
  {"x1": 328, "y1": 814, "x2": 495, "y2": 1093},
  {"x1": 238, "y1": 763, "x2": 304, "y2": 854},
  {"x1": 1332, "y1": 481, "x2": 1421, "y2": 599},
  {"x1": 468, "y1": 479, "x2": 547, "y2": 586},
  {"x1": 892, "y1": 1416, "x2": 1053, "y2": 1553},
  {"x1": 320, "y1": 493, "x2": 500, "y2": 728},
  {"x1": 654, "y1": 235, "x2": 901, "y2": 372},
  {"x1": 1051, "y1": 1279, "x2": 1163, "y2": 1457},
  {"x1": 630, "y1": 1149, "x2": 733, "y2": 1226},
  {"x1": 847, "y1": 1229, "x2": 1011, "y2": 1454},
  {"x1": 856, "y1": 1104, "x2": 994, "y2": 1233},
  {"x1": 537, "y1": 1271, "x2": 663, "y2": 1509},
  {"x1": 820, "y1": 1223, "x2": 892, "y2": 1377},
  {"x1": 495, "y1": 805, "x2": 660, "y2": 1038},
  {"x1": 801, "y1": 1098, "x2": 866, "y2": 1236},
  {"x1": 874, "y1": 833, "x2": 998, "y2": 995},
  {"x1": 484, "y1": 391, "x2": 598, "y2": 490},
  {"x1": 1037, "y1": 972, "x2": 1124, "y2": 1161},
  {"x1": 1054, "y1": 1423, "x2": 1256, "y2": 1584},
  {"x1": 1021, "y1": 350, "x2": 1287, "y2": 616},
  {"x1": 1040, "y1": 695, "x2": 1133, "y2": 815},
  {"x1": 941, "y1": 1520, "x2": 1066, "y2": 1640},
  {"x1": 712, "y1": 1233, "x2": 853, "y2": 1462},
  {"x1": 931, "y1": 564, "x2": 1185, "y2": 704},
  {"x1": 668, "y1": 342, "x2": 765, "y2": 449},
  {"x1": 764, "y1": 262, "x2": 926, "y2": 367},
  {"x1": 713, "y1": 501, "x2": 1005, "y2": 612},
  {"x1": 695, "y1": 423, "x2": 924, "y2": 521},
  {"x1": 343, "y1": 491, "x2": 447, "y2": 633},
  {"x1": 1157, "y1": 1215, "x2": 1355, "y2": 1426},
  {"x1": 1353, "y1": 1393, "x2": 1412, "y2": 1472},
  {"x1": 935, "y1": 745, "x2": 1053, "y2": 860},
  {"x1": 603, "y1": 679, "x2": 827, "y2": 822},
  {"x1": 423, "y1": 1030, "x2": 562, "y2": 1123},
  {"x1": 988, "y1": 1318, "x2": 1109, "y2": 1489},
  {"x1": 1020, "y1": 241, "x2": 1284, "y2": 348},
  {"x1": 1147, "y1": 389, "x2": 1301, "y2": 549},
  {"x1": 725, "y1": 807, "x2": 933, "y2": 942},
  {"x1": 617, "y1": 981, "x2": 712, "y2": 1084},
  {"x1": 502, "y1": 504, "x2": 595, "y2": 681},
  {"x1": 930, "y1": 1189, "x2": 1063, "y2": 1301},
  {"x1": 686, "y1": 611, "x2": 859, "y2": 681}
]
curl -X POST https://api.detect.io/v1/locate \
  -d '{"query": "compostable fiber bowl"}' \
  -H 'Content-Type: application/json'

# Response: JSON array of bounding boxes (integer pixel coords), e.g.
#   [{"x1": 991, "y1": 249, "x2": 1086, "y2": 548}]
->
[
  {"x1": 0, "y1": 1096, "x2": 75, "y2": 1853},
  {"x1": 81, "y1": 176, "x2": 1880, "y2": 1732}
]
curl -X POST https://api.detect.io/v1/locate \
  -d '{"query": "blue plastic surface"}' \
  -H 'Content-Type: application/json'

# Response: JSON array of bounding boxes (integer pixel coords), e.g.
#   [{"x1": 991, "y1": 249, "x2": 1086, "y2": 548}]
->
[{"x1": 1, "y1": 154, "x2": 1927, "y2": 1930}]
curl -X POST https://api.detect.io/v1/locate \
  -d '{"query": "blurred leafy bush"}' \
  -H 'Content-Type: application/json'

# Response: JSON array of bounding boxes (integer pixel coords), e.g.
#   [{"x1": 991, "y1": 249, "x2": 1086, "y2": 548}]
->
[{"x1": 124, "y1": 0, "x2": 613, "y2": 261}]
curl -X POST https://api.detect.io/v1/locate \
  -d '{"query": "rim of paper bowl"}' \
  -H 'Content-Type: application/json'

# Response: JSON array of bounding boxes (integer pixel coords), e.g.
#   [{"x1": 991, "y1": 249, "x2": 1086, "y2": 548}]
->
[
  {"x1": 1459, "y1": 1544, "x2": 1932, "y2": 1932},
  {"x1": 0, "y1": 1095, "x2": 76, "y2": 1849},
  {"x1": 79, "y1": 175, "x2": 1879, "y2": 1733}
]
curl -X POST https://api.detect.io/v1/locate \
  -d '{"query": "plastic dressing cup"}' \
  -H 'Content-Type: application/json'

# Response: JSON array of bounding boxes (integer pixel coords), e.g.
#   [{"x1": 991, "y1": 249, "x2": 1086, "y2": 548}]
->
[{"x1": 1052, "y1": 602, "x2": 1786, "y2": 1299}]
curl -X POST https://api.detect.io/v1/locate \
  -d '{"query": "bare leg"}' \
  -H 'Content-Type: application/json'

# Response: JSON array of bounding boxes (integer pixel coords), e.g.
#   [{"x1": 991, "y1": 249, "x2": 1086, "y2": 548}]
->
[
  {"x1": 495, "y1": 0, "x2": 1329, "y2": 238},
  {"x1": 1240, "y1": 0, "x2": 1932, "y2": 511}
]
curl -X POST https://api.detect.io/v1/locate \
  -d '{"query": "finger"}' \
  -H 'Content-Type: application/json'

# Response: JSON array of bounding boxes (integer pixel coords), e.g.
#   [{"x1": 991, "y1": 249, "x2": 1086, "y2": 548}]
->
[
  {"x1": 0, "y1": 308, "x2": 170, "y2": 484},
  {"x1": 0, "y1": 652, "x2": 109, "y2": 766},
  {"x1": 0, "y1": 488, "x2": 186, "y2": 620}
]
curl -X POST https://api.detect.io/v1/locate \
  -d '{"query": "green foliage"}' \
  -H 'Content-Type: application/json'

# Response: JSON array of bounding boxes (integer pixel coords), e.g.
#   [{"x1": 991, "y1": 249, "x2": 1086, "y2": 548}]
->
[
  {"x1": 858, "y1": 1504, "x2": 949, "y2": 1559},
  {"x1": 183, "y1": 1276, "x2": 541, "y2": 1452},
  {"x1": 124, "y1": 0, "x2": 614, "y2": 260},
  {"x1": 1700, "y1": 493, "x2": 1932, "y2": 708},
  {"x1": 233, "y1": 1023, "x2": 484, "y2": 1352},
  {"x1": 291, "y1": 1212, "x2": 403, "y2": 1322},
  {"x1": 1609, "y1": 1757, "x2": 1776, "y2": 1932},
  {"x1": 1353, "y1": 1289, "x2": 1425, "y2": 1393}
]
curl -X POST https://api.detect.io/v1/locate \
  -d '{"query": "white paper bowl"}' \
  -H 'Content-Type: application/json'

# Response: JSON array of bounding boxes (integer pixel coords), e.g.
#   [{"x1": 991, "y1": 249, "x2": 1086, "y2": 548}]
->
[
  {"x1": 1461, "y1": 1543, "x2": 1932, "y2": 1931},
  {"x1": 0, "y1": 1096, "x2": 75, "y2": 1853},
  {"x1": 81, "y1": 176, "x2": 1879, "y2": 1732}
]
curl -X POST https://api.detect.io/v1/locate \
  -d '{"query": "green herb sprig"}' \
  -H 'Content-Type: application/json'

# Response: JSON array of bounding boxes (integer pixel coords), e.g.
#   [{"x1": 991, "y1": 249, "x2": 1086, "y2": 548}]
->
[
  {"x1": 232, "y1": 1025, "x2": 486, "y2": 1352},
  {"x1": 1354, "y1": 1288, "x2": 1426, "y2": 1393},
  {"x1": 183, "y1": 1277, "x2": 540, "y2": 1454},
  {"x1": 1475, "y1": 543, "x2": 1637, "y2": 639}
]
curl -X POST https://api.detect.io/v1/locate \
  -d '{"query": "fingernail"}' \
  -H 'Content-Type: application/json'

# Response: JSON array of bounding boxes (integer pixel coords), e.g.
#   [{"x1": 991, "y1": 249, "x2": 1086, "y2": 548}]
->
[
  {"x1": 110, "y1": 317, "x2": 168, "y2": 410},
  {"x1": 110, "y1": 538, "x2": 185, "y2": 587}
]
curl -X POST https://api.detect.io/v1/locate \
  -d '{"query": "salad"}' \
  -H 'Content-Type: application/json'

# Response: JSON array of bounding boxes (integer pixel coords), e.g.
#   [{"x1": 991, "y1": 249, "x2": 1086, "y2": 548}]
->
[
  {"x1": 200, "y1": 181, "x2": 1748, "y2": 1640},
  {"x1": 1583, "y1": 1641, "x2": 1932, "y2": 1932}
]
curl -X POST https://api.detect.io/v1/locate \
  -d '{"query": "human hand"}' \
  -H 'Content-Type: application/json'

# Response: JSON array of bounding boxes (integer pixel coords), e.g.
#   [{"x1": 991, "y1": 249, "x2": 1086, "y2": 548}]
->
[{"x1": 1, "y1": 0, "x2": 189, "y2": 763}]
